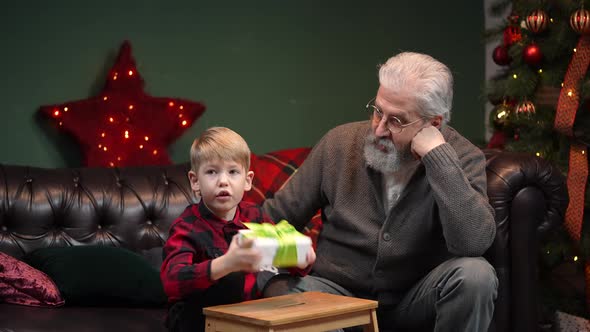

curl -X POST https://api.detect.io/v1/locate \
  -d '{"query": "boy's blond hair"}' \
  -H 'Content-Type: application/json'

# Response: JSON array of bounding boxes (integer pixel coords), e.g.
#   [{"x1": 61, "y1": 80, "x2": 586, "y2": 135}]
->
[{"x1": 190, "y1": 127, "x2": 251, "y2": 172}]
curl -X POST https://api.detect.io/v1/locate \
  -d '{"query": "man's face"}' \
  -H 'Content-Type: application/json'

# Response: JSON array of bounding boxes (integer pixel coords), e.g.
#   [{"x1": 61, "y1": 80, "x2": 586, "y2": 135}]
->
[{"x1": 364, "y1": 86, "x2": 427, "y2": 173}]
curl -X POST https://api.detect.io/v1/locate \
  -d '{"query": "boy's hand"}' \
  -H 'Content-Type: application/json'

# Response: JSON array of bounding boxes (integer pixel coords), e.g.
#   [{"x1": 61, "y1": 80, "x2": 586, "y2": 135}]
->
[
  {"x1": 223, "y1": 235, "x2": 262, "y2": 273},
  {"x1": 298, "y1": 246, "x2": 316, "y2": 269}
]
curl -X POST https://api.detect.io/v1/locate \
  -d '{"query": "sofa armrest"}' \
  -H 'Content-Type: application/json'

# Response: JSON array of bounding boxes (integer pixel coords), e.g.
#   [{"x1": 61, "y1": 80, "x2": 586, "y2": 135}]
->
[{"x1": 482, "y1": 149, "x2": 568, "y2": 332}]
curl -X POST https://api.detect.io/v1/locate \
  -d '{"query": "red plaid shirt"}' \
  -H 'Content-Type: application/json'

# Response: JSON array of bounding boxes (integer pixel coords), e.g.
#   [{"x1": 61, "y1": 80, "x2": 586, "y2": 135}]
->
[{"x1": 161, "y1": 200, "x2": 300, "y2": 303}]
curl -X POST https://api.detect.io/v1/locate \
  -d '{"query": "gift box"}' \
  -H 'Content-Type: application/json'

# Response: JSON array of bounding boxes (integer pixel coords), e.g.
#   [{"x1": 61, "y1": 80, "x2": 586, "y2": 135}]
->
[{"x1": 239, "y1": 220, "x2": 312, "y2": 269}]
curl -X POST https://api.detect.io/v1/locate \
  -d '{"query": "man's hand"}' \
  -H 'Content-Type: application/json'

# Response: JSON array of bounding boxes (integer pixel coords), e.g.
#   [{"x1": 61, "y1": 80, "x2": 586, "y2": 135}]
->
[{"x1": 411, "y1": 126, "x2": 445, "y2": 158}]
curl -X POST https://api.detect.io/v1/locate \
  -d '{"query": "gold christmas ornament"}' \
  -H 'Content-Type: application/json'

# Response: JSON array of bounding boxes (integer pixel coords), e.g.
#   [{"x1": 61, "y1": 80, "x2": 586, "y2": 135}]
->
[
  {"x1": 525, "y1": 9, "x2": 548, "y2": 33},
  {"x1": 570, "y1": 8, "x2": 590, "y2": 34},
  {"x1": 516, "y1": 100, "x2": 536, "y2": 115}
]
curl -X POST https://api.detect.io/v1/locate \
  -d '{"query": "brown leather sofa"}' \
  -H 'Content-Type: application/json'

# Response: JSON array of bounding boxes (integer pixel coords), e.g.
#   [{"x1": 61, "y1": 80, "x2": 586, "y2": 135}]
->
[{"x1": 0, "y1": 149, "x2": 568, "y2": 332}]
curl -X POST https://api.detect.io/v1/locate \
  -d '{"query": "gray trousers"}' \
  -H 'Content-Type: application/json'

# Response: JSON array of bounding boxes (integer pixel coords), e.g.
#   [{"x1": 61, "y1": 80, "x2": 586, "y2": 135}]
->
[{"x1": 263, "y1": 257, "x2": 498, "y2": 332}]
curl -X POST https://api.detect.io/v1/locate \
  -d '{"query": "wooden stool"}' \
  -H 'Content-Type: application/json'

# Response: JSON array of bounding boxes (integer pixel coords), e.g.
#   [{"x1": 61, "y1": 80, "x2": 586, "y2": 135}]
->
[{"x1": 203, "y1": 291, "x2": 379, "y2": 332}]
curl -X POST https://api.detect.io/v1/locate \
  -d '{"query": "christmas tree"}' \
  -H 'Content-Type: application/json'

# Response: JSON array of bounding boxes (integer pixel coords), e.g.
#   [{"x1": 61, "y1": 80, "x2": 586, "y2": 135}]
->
[{"x1": 486, "y1": 0, "x2": 590, "y2": 319}]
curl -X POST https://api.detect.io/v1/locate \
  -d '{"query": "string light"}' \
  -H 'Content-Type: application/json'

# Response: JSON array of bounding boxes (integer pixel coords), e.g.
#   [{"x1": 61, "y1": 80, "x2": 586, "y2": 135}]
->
[
  {"x1": 181, "y1": 120, "x2": 188, "y2": 126},
  {"x1": 53, "y1": 110, "x2": 60, "y2": 117},
  {"x1": 153, "y1": 150, "x2": 158, "y2": 155},
  {"x1": 568, "y1": 90, "x2": 574, "y2": 97},
  {"x1": 536, "y1": 152, "x2": 541, "y2": 156},
  {"x1": 128, "y1": 105, "x2": 134, "y2": 110},
  {"x1": 513, "y1": 74, "x2": 518, "y2": 79},
  {"x1": 574, "y1": 48, "x2": 578, "y2": 52},
  {"x1": 497, "y1": 110, "x2": 507, "y2": 118},
  {"x1": 574, "y1": 256, "x2": 579, "y2": 262},
  {"x1": 103, "y1": 96, "x2": 108, "y2": 101},
  {"x1": 168, "y1": 101, "x2": 174, "y2": 107},
  {"x1": 124, "y1": 130, "x2": 129, "y2": 139},
  {"x1": 64, "y1": 107, "x2": 69, "y2": 112},
  {"x1": 144, "y1": 136, "x2": 149, "y2": 141},
  {"x1": 109, "y1": 117, "x2": 114, "y2": 122},
  {"x1": 128, "y1": 70, "x2": 133, "y2": 76},
  {"x1": 538, "y1": 69, "x2": 543, "y2": 73}
]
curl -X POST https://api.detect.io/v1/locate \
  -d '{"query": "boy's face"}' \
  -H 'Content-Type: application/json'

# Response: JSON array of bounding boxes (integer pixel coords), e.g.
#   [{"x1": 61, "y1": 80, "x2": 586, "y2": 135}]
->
[{"x1": 188, "y1": 158, "x2": 253, "y2": 221}]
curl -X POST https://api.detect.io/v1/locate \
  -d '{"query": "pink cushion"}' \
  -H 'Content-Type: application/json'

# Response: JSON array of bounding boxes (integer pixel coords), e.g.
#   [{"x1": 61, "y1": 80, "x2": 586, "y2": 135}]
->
[{"x1": 0, "y1": 252, "x2": 64, "y2": 307}]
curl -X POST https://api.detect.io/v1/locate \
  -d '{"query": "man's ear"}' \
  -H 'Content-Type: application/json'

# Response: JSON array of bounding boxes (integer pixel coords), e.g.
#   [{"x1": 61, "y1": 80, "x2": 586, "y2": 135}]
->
[
  {"x1": 244, "y1": 171, "x2": 254, "y2": 191},
  {"x1": 430, "y1": 115, "x2": 443, "y2": 129},
  {"x1": 188, "y1": 170, "x2": 200, "y2": 195}
]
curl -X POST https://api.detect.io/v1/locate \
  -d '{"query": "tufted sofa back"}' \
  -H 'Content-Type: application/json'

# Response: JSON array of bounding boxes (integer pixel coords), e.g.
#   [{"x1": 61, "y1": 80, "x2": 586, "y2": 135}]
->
[{"x1": 0, "y1": 163, "x2": 194, "y2": 259}]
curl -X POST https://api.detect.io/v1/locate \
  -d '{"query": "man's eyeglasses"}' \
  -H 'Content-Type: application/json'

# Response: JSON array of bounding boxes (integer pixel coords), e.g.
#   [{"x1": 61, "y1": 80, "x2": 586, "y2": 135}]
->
[{"x1": 365, "y1": 97, "x2": 426, "y2": 134}]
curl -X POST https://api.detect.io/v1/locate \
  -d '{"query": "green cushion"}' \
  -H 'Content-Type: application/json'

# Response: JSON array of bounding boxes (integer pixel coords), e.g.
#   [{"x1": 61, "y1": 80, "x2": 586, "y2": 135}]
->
[{"x1": 24, "y1": 246, "x2": 166, "y2": 307}]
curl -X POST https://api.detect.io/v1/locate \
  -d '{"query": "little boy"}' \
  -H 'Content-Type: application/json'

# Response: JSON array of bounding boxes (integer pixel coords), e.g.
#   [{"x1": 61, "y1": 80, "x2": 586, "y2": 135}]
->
[{"x1": 160, "y1": 127, "x2": 315, "y2": 332}]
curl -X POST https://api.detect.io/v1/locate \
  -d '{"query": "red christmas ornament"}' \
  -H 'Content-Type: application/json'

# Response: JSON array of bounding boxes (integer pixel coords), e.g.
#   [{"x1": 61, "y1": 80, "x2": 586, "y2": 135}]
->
[
  {"x1": 492, "y1": 45, "x2": 512, "y2": 66},
  {"x1": 487, "y1": 130, "x2": 507, "y2": 149},
  {"x1": 40, "y1": 41, "x2": 206, "y2": 167},
  {"x1": 523, "y1": 43, "x2": 543, "y2": 67},
  {"x1": 503, "y1": 25, "x2": 522, "y2": 46},
  {"x1": 570, "y1": 8, "x2": 590, "y2": 34},
  {"x1": 525, "y1": 9, "x2": 548, "y2": 34}
]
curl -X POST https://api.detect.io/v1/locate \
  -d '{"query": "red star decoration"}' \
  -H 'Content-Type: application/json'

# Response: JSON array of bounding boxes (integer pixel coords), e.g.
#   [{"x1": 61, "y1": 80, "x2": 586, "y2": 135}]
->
[{"x1": 40, "y1": 40, "x2": 206, "y2": 167}]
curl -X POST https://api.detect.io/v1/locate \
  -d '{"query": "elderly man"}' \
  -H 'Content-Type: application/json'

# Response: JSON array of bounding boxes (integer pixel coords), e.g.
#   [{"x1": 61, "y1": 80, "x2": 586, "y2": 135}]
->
[{"x1": 262, "y1": 52, "x2": 498, "y2": 331}]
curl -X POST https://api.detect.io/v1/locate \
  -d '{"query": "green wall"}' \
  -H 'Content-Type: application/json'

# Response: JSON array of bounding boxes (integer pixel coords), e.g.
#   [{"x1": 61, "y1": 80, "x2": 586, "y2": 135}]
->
[{"x1": 0, "y1": 1, "x2": 485, "y2": 168}]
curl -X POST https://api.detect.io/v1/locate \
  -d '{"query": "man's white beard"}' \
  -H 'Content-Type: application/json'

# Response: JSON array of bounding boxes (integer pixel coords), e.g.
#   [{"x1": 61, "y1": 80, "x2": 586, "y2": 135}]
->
[{"x1": 364, "y1": 134, "x2": 413, "y2": 173}]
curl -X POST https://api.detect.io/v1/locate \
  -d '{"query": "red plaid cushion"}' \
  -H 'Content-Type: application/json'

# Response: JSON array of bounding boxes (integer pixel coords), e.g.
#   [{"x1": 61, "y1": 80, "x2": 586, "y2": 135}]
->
[{"x1": 244, "y1": 147, "x2": 322, "y2": 246}]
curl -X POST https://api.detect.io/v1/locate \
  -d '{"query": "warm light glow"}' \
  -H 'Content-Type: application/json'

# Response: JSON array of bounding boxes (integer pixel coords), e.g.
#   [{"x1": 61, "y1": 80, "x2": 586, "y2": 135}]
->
[
  {"x1": 144, "y1": 136, "x2": 149, "y2": 141},
  {"x1": 181, "y1": 120, "x2": 188, "y2": 126},
  {"x1": 550, "y1": 18, "x2": 554, "y2": 23},
  {"x1": 98, "y1": 144, "x2": 102, "y2": 148},
  {"x1": 535, "y1": 152, "x2": 541, "y2": 157},
  {"x1": 113, "y1": 73, "x2": 118, "y2": 80},
  {"x1": 497, "y1": 110, "x2": 506, "y2": 118},
  {"x1": 103, "y1": 146, "x2": 108, "y2": 151},
  {"x1": 64, "y1": 107, "x2": 69, "y2": 112},
  {"x1": 139, "y1": 144, "x2": 144, "y2": 149},
  {"x1": 168, "y1": 101, "x2": 174, "y2": 107},
  {"x1": 583, "y1": 150, "x2": 586, "y2": 155},
  {"x1": 101, "y1": 132, "x2": 106, "y2": 137},
  {"x1": 574, "y1": 48, "x2": 578, "y2": 52},
  {"x1": 128, "y1": 70, "x2": 133, "y2": 76},
  {"x1": 117, "y1": 157, "x2": 122, "y2": 161},
  {"x1": 178, "y1": 114, "x2": 183, "y2": 118},
  {"x1": 179, "y1": 105, "x2": 184, "y2": 110},
  {"x1": 128, "y1": 105, "x2": 134, "y2": 110},
  {"x1": 124, "y1": 130, "x2": 129, "y2": 139},
  {"x1": 109, "y1": 117, "x2": 114, "y2": 122},
  {"x1": 512, "y1": 74, "x2": 518, "y2": 79},
  {"x1": 538, "y1": 69, "x2": 543, "y2": 73},
  {"x1": 561, "y1": 82, "x2": 564, "y2": 87},
  {"x1": 574, "y1": 256, "x2": 579, "y2": 262},
  {"x1": 103, "y1": 96, "x2": 108, "y2": 101},
  {"x1": 568, "y1": 90, "x2": 574, "y2": 97},
  {"x1": 53, "y1": 110, "x2": 60, "y2": 117},
  {"x1": 109, "y1": 162, "x2": 115, "y2": 167},
  {"x1": 59, "y1": 122, "x2": 63, "y2": 126},
  {"x1": 153, "y1": 149, "x2": 158, "y2": 155}
]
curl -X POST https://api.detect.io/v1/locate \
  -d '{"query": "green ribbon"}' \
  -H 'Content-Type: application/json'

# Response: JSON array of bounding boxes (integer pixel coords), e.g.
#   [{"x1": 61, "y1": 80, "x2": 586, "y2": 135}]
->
[{"x1": 242, "y1": 220, "x2": 305, "y2": 267}]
